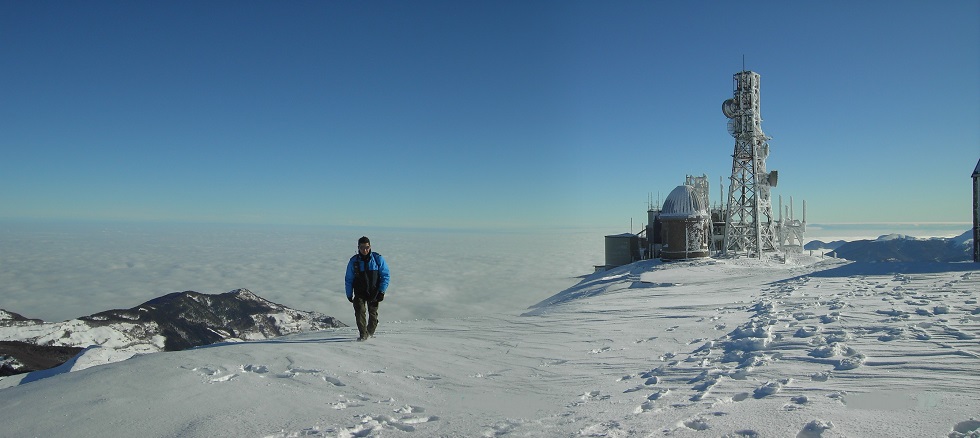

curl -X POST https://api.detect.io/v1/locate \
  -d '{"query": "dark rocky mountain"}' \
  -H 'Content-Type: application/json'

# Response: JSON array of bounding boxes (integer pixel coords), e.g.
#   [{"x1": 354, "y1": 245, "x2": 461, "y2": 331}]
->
[
  {"x1": 0, "y1": 310, "x2": 44, "y2": 325},
  {"x1": 0, "y1": 342, "x2": 83, "y2": 377},
  {"x1": 79, "y1": 288, "x2": 345, "y2": 351},
  {"x1": 0, "y1": 289, "x2": 346, "y2": 376}
]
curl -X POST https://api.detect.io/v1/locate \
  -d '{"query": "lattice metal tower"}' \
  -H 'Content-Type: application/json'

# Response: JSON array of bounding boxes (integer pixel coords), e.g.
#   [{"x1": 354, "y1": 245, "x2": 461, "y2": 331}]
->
[{"x1": 722, "y1": 71, "x2": 777, "y2": 256}]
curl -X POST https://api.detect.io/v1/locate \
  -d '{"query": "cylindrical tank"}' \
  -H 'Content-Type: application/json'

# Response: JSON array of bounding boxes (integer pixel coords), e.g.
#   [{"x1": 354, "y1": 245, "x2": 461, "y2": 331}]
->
[{"x1": 605, "y1": 234, "x2": 639, "y2": 267}]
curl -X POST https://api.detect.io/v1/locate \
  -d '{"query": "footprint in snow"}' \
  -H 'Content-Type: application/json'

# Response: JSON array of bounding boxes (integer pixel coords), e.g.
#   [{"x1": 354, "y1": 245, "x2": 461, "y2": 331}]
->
[
  {"x1": 640, "y1": 368, "x2": 660, "y2": 379},
  {"x1": 796, "y1": 419, "x2": 833, "y2": 438},
  {"x1": 784, "y1": 395, "x2": 809, "y2": 411},
  {"x1": 810, "y1": 371, "x2": 831, "y2": 382},
  {"x1": 835, "y1": 355, "x2": 865, "y2": 371},
  {"x1": 633, "y1": 400, "x2": 657, "y2": 414},
  {"x1": 623, "y1": 385, "x2": 645, "y2": 393},
  {"x1": 396, "y1": 415, "x2": 439, "y2": 426},
  {"x1": 753, "y1": 380, "x2": 784, "y2": 399},
  {"x1": 484, "y1": 419, "x2": 524, "y2": 436},
  {"x1": 240, "y1": 364, "x2": 269, "y2": 374},
  {"x1": 681, "y1": 417, "x2": 710, "y2": 431},
  {"x1": 950, "y1": 419, "x2": 980, "y2": 438},
  {"x1": 406, "y1": 375, "x2": 441, "y2": 381},
  {"x1": 580, "y1": 390, "x2": 608, "y2": 401},
  {"x1": 188, "y1": 366, "x2": 220, "y2": 377},
  {"x1": 393, "y1": 405, "x2": 424, "y2": 414},
  {"x1": 579, "y1": 421, "x2": 624, "y2": 436},
  {"x1": 210, "y1": 373, "x2": 237, "y2": 383},
  {"x1": 794, "y1": 326, "x2": 820, "y2": 338},
  {"x1": 322, "y1": 376, "x2": 346, "y2": 386}
]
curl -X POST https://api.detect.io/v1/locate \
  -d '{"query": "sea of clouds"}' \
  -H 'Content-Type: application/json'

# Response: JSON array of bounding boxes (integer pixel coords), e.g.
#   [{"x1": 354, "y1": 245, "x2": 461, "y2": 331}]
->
[
  {"x1": 0, "y1": 220, "x2": 969, "y2": 326},
  {"x1": 0, "y1": 221, "x2": 606, "y2": 326}
]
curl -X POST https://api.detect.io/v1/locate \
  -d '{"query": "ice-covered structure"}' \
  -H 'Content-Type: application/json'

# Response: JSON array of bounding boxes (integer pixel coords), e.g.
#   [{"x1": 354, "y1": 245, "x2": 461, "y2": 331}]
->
[{"x1": 659, "y1": 185, "x2": 711, "y2": 260}]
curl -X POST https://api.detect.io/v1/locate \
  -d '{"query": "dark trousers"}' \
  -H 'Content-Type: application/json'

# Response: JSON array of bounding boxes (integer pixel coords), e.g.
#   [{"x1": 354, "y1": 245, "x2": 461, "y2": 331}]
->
[{"x1": 352, "y1": 297, "x2": 380, "y2": 338}]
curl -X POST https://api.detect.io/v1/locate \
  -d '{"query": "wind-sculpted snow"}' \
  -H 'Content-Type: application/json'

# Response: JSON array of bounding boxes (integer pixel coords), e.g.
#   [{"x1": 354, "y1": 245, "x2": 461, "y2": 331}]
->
[{"x1": 0, "y1": 256, "x2": 977, "y2": 437}]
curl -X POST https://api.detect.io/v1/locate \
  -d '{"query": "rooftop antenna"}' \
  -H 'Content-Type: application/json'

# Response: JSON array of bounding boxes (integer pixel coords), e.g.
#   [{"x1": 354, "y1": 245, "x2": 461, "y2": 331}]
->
[{"x1": 742, "y1": 54, "x2": 745, "y2": 72}]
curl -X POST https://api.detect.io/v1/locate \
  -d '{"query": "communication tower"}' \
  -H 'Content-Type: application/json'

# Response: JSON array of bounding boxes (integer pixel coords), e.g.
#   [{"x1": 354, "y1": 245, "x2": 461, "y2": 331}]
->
[{"x1": 722, "y1": 71, "x2": 777, "y2": 256}]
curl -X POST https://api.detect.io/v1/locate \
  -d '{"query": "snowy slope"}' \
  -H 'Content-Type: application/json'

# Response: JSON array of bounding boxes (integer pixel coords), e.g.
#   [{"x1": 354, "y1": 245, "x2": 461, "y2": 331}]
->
[{"x1": 0, "y1": 255, "x2": 978, "y2": 437}]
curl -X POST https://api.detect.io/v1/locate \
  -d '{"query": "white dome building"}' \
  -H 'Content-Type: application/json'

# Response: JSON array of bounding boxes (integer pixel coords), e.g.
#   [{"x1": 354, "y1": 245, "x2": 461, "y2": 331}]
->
[{"x1": 660, "y1": 185, "x2": 711, "y2": 260}]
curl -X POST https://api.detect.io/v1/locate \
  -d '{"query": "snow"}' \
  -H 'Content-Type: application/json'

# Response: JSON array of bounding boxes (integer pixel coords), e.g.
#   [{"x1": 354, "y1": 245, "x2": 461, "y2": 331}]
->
[
  {"x1": 877, "y1": 233, "x2": 913, "y2": 241},
  {"x1": 1, "y1": 255, "x2": 979, "y2": 437},
  {"x1": 0, "y1": 319, "x2": 166, "y2": 355}
]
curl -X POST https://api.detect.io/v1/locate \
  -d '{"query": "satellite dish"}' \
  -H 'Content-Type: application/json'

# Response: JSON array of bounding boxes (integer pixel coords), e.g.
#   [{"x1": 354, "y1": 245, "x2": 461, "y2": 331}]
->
[
  {"x1": 767, "y1": 170, "x2": 778, "y2": 187},
  {"x1": 722, "y1": 99, "x2": 738, "y2": 118}
]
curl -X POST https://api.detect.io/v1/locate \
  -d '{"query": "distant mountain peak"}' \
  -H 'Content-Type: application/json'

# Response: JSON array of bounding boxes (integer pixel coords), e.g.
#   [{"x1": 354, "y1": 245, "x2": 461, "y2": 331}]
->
[
  {"x1": 829, "y1": 230, "x2": 972, "y2": 263},
  {"x1": 0, "y1": 310, "x2": 43, "y2": 325},
  {"x1": 227, "y1": 288, "x2": 261, "y2": 301},
  {"x1": 0, "y1": 290, "x2": 346, "y2": 376}
]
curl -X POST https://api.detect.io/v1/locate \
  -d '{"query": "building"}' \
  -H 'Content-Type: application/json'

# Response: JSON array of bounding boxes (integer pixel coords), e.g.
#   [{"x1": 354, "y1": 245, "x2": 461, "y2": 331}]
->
[
  {"x1": 660, "y1": 185, "x2": 711, "y2": 260},
  {"x1": 600, "y1": 233, "x2": 642, "y2": 271}
]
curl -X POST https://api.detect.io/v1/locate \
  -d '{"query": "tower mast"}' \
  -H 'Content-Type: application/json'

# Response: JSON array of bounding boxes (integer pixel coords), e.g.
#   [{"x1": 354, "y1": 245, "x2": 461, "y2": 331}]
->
[{"x1": 722, "y1": 71, "x2": 777, "y2": 257}]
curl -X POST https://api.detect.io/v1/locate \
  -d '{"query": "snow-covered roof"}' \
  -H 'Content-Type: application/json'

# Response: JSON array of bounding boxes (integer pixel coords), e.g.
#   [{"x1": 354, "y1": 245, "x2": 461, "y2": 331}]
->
[{"x1": 660, "y1": 185, "x2": 708, "y2": 218}]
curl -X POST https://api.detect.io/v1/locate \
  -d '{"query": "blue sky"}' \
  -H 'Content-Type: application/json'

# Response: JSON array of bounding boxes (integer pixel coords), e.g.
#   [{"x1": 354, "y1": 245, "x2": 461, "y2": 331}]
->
[{"x1": 2, "y1": 1, "x2": 978, "y2": 230}]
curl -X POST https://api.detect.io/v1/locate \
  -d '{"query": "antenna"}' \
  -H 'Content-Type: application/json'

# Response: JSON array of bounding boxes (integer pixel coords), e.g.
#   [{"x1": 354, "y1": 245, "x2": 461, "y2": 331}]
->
[
  {"x1": 742, "y1": 55, "x2": 745, "y2": 72},
  {"x1": 721, "y1": 70, "x2": 777, "y2": 257}
]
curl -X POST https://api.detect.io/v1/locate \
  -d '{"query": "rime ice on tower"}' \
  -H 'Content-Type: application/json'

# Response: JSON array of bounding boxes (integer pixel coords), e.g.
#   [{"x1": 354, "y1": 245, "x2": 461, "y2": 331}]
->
[{"x1": 722, "y1": 71, "x2": 778, "y2": 257}]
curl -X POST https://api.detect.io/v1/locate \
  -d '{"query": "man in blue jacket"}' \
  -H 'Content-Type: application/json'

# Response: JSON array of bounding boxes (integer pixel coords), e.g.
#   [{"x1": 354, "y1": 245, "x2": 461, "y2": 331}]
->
[{"x1": 345, "y1": 236, "x2": 391, "y2": 341}]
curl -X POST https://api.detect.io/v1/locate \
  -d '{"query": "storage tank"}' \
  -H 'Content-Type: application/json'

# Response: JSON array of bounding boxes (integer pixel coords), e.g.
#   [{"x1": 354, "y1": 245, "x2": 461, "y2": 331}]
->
[{"x1": 605, "y1": 233, "x2": 640, "y2": 268}]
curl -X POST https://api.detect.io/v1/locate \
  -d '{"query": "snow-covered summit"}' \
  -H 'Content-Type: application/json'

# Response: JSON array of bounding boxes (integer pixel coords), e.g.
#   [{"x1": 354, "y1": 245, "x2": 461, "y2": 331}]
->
[
  {"x1": 831, "y1": 230, "x2": 972, "y2": 263},
  {"x1": 0, "y1": 309, "x2": 42, "y2": 325},
  {"x1": 876, "y1": 233, "x2": 913, "y2": 241},
  {"x1": 0, "y1": 289, "x2": 346, "y2": 374}
]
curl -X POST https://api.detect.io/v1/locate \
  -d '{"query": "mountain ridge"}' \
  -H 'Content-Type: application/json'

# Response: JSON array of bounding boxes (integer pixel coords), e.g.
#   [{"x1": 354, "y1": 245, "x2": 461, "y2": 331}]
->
[
  {"x1": 829, "y1": 230, "x2": 972, "y2": 263},
  {"x1": 0, "y1": 289, "x2": 345, "y2": 375}
]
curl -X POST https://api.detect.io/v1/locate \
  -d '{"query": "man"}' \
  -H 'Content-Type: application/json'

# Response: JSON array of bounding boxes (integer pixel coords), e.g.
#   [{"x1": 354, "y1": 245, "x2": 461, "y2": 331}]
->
[{"x1": 344, "y1": 236, "x2": 391, "y2": 341}]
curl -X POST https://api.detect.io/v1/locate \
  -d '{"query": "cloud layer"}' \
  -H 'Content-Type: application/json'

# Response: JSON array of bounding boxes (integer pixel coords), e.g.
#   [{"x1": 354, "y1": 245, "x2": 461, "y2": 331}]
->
[
  {"x1": 0, "y1": 222, "x2": 603, "y2": 326},
  {"x1": 2, "y1": 221, "x2": 966, "y2": 326}
]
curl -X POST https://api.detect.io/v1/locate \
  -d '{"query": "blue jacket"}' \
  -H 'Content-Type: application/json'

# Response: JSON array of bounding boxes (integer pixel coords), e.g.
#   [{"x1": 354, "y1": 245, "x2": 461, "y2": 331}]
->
[{"x1": 344, "y1": 252, "x2": 390, "y2": 300}]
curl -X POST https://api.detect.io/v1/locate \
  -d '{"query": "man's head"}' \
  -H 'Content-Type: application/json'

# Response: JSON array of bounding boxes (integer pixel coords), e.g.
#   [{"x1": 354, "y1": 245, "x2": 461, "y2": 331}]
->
[{"x1": 358, "y1": 236, "x2": 371, "y2": 255}]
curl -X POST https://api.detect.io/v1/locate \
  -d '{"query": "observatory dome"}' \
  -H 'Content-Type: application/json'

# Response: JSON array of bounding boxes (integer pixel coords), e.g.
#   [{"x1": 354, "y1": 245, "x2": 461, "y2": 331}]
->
[{"x1": 660, "y1": 185, "x2": 708, "y2": 219}]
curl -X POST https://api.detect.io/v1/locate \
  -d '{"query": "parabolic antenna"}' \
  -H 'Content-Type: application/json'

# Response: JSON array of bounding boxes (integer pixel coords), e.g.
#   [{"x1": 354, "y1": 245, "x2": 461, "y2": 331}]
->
[
  {"x1": 722, "y1": 98, "x2": 738, "y2": 118},
  {"x1": 767, "y1": 170, "x2": 778, "y2": 187}
]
